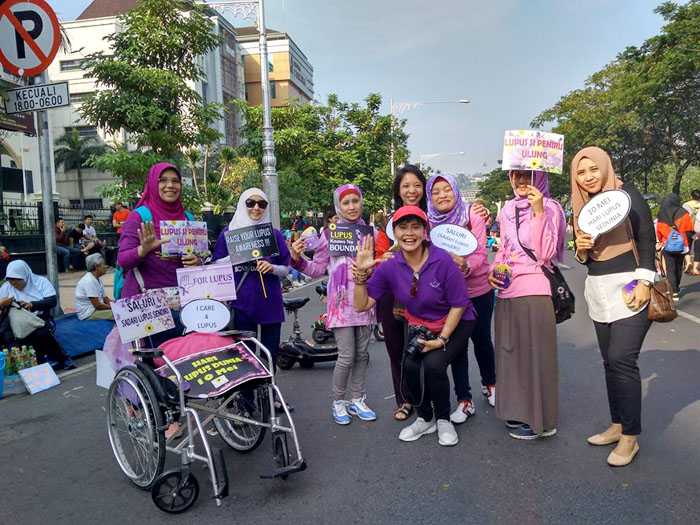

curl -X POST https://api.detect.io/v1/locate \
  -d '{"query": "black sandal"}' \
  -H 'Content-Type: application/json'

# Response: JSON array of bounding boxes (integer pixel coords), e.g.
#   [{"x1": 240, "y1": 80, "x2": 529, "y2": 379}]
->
[{"x1": 393, "y1": 404, "x2": 413, "y2": 421}]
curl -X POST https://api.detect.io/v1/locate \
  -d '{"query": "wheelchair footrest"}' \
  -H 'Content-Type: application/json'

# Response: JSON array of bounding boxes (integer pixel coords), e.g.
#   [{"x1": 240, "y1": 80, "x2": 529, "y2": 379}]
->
[
  {"x1": 212, "y1": 447, "x2": 229, "y2": 499},
  {"x1": 260, "y1": 460, "x2": 307, "y2": 480}
]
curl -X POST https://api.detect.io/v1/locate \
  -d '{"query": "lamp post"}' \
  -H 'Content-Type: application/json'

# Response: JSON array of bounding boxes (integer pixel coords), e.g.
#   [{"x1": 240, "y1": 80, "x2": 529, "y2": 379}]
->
[
  {"x1": 205, "y1": 0, "x2": 280, "y2": 227},
  {"x1": 389, "y1": 98, "x2": 470, "y2": 177}
]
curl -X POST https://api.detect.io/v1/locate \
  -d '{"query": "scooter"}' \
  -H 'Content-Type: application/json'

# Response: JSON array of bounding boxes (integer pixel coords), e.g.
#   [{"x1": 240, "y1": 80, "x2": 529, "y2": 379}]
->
[
  {"x1": 277, "y1": 293, "x2": 339, "y2": 370},
  {"x1": 312, "y1": 281, "x2": 383, "y2": 343}
]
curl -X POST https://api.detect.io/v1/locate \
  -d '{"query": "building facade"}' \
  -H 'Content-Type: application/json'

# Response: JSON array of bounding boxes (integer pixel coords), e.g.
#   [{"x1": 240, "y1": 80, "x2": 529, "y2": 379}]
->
[{"x1": 237, "y1": 27, "x2": 314, "y2": 107}]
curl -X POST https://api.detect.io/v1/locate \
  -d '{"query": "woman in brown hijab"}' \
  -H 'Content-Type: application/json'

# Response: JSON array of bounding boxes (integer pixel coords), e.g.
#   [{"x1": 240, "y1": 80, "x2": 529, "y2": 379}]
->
[{"x1": 571, "y1": 146, "x2": 656, "y2": 467}]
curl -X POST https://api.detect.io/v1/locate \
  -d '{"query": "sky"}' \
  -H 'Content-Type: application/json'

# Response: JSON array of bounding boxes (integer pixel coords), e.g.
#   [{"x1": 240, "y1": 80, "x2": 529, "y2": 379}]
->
[{"x1": 51, "y1": 0, "x2": 667, "y2": 175}]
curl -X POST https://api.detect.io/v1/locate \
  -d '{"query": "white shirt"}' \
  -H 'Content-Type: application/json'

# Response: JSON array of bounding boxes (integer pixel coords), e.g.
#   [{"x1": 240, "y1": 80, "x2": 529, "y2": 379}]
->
[
  {"x1": 584, "y1": 268, "x2": 656, "y2": 323},
  {"x1": 75, "y1": 272, "x2": 105, "y2": 320},
  {"x1": 83, "y1": 224, "x2": 97, "y2": 240}
]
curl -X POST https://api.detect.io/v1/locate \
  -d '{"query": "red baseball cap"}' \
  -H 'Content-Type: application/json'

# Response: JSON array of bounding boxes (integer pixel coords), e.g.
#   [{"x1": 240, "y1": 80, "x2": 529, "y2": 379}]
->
[{"x1": 391, "y1": 205, "x2": 428, "y2": 228}]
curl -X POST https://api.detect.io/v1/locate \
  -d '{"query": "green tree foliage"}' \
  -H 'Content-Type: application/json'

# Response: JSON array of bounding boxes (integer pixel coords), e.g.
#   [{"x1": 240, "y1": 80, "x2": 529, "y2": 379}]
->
[
  {"x1": 53, "y1": 128, "x2": 107, "y2": 207},
  {"x1": 80, "y1": 0, "x2": 222, "y2": 158},
  {"x1": 234, "y1": 93, "x2": 409, "y2": 214}
]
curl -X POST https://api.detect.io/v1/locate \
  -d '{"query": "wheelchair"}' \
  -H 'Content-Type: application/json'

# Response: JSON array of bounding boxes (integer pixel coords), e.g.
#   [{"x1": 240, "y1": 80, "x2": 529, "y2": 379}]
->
[{"x1": 106, "y1": 330, "x2": 306, "y2": 514}]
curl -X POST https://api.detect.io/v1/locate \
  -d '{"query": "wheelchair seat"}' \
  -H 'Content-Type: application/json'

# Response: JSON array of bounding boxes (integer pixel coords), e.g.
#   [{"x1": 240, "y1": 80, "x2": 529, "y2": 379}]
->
[{"x1": 283, "y1": 297, "x2": 310, "y2": 311}]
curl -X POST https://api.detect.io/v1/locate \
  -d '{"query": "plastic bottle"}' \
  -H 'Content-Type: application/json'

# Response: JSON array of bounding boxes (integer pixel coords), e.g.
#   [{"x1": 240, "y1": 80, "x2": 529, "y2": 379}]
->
[
  {"x1": 29, "y1": 346, "x2": 37, "y2": 367},
  {"x1": 2, "y1": 349, "x2": 9, "y2": 376}
]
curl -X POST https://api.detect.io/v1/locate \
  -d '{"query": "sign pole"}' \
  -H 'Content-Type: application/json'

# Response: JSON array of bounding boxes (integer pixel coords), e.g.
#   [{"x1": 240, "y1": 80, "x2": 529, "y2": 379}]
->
[{"x1": 35, "y1": 72, "x2": 60, "y2": 313}]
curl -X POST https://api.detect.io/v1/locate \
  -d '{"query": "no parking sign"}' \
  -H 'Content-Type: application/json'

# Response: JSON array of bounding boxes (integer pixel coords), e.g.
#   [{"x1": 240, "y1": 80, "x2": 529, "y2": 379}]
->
[{"x1": 0, "y1": 0, "x2": 61, "y2": 77}]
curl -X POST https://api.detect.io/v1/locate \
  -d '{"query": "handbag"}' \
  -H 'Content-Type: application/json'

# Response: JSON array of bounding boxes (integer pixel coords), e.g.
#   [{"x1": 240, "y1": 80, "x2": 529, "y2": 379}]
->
[
  {"x1": 628, "y1": 229, "x2": 677, "y2": 323},
  {"x1": 8, "y1": 302, "x2": 46, "y2": 339},
  {"x1": 515, "y1": 208, "x2": 575, "y2": 324}
]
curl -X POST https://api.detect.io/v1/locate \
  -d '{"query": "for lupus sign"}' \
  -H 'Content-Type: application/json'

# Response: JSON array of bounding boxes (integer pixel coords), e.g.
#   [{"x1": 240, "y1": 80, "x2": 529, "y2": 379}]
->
[{"x1": 176, "y1": 263, "x2": 237, "y2": 305}]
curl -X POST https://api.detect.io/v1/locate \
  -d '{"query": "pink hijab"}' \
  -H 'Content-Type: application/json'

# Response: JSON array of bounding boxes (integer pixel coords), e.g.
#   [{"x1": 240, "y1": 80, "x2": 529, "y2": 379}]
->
[{"x1": 135, "y1": 162, "x2": 187, "y2": 229}]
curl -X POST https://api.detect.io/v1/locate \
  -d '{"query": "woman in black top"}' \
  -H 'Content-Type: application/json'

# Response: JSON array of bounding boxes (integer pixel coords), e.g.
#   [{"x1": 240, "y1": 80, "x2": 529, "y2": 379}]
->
[{"x1": 571, "y1": 147, "x2": 655, "y2": 468}]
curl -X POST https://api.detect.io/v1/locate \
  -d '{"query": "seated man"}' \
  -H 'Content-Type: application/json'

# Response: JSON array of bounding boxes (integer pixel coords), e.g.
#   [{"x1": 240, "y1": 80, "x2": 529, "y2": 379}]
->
[
  {"x1": 80, "y1": 214, "x2": 104, "y2": 255},
  {"x1": 75, "y1": 253, "x2": 114, "y2": 321},
  {"x1": 55, "y1": 217, "x2": 81, "y2": 272}
]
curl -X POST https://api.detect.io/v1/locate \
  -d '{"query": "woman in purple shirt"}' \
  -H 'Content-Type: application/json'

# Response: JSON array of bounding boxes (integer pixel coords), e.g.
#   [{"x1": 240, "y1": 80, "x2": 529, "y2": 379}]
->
[
  {"x1": 354, "y1": 206, "x2": 476, "y2": 447},
  {"x1": 213, "y1": 188, "x2": 290, "y2": 368}
]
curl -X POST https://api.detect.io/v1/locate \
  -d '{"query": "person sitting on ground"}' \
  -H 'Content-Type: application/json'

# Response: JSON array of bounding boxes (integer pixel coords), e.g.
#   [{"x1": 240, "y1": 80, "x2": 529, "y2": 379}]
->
[
  {"x1": 0, "y1": 260, "x2": 75, "y2": 369},
  {"x1": 80, "y1": 214, "x2": 104, "y2": 255},
  {"x1": 75, "y1": 253, "x2": 114, "y2": 321}
]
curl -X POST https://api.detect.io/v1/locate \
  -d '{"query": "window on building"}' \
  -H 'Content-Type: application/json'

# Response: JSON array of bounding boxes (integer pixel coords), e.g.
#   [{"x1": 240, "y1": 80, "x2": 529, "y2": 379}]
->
[
  {"x1": 202, "y1": 81, "x2": 208, "y2": 104},
  {"x1": 69, "y1": 198, "x2": 103, "y2": 210},
  {"x1": 269, "y1": 80, "x2": 276, "y2": 99},
  {"x1": 65, "y1": 126, "x2": 98, "y2": 139},
  {"x1": 70, "y1": 92, "x2": 94, "y2": 104},
  {"x1": 60, "y1": 59, "x2": 84, "y2": 71}
]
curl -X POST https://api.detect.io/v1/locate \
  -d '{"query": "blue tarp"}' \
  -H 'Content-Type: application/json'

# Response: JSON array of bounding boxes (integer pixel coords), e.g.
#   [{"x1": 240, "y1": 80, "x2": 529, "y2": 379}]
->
[{"x1": 54, "y1": 314, "x2": 114, "y2": 358}]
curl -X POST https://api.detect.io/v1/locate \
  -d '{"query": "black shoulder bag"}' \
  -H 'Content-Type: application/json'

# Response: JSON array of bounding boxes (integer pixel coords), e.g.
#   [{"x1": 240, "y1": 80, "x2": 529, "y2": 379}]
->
[{"x1": 515, "y1": 207, "x2": 575, "y2": 324}]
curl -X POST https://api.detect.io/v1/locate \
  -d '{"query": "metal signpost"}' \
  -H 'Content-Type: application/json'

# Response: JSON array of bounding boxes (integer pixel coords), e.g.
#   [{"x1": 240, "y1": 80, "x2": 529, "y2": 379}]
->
[{"x1": 0, "y1": 0, "x2": 64, "y2": 308}]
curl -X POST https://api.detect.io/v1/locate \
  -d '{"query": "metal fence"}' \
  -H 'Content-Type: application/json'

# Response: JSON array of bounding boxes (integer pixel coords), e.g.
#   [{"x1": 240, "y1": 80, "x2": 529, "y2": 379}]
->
[{"x1": 0, "y1": 200, "x2": 115, "y2": 236}]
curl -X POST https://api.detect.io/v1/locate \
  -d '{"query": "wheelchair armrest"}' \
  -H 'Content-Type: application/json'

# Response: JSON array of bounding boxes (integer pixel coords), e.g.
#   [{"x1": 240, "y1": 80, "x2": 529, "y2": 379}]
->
[
  {"x1": 132, "y1": 348, "x2": 164, "y2": 358},
  {"x1": 218, "y1": 329, "x2": 256, "y2": 339}
]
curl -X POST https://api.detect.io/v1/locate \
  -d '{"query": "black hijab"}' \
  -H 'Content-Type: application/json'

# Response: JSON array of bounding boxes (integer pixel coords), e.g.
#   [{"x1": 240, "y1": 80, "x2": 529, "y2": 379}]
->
[{"x1": 657, "y1": 194, "x2": 685, "y2": 226}]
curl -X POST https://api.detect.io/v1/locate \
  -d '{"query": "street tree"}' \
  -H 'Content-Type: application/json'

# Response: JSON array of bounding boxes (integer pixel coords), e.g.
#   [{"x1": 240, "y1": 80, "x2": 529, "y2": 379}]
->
[{"x1": 53, "y1": 128, "x2": 107, "y2": 207}]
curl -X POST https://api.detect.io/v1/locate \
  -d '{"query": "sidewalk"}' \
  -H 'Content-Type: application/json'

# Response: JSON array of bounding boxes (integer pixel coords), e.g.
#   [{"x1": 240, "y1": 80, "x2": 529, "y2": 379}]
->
[{"x1": 58, "y1": 268, "x2": 115, "y2": 313}]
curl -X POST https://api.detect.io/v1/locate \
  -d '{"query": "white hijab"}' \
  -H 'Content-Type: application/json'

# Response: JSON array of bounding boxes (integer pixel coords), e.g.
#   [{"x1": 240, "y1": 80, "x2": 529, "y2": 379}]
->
[
  {"x1": 229, "y1": 188, "x2": 271, "y2": 230},
  {"x1": 0, "y1": 260, "x2": 56, "y2": 302}
]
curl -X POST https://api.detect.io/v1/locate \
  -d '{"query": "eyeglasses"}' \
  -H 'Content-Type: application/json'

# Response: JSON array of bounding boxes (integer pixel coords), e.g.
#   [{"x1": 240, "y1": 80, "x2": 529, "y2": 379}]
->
[
  {"x1": 158, "y1": 177, "x2": 181, "y2": 186},
  {"x1": 410, "y1": 271, "x2": 420, "y2": 297},
  {"x1": 245, "y1": 199, "x2": 268, "y2": 210}
]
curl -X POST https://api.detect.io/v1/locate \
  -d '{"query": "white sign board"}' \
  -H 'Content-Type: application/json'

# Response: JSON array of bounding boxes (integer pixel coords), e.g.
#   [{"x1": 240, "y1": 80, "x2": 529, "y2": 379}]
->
[
  {"x1": 180, "y1": 299, "x2": 231, "y2": 334},
  {"x1": 4, "y1": 81, "x2": 69, "y2": 114},
  {"x1": 111, "y1": 289, "x2": 175, "y2": 344},
  {"x1": 430, "y1": 224, "x2": 479, "y2": 256},
  {"x1": 176, "y1": 263, "x2": 236, "y2": 305},
  {"x1": 18, "y1": 362, "x2": 59, "y2": 394},
  {"x1": 578, "y1": 189, "x2": 632, "y2": 239},
  {"x1": 386, "y1": 217, "x2": 395, "y2": 241}
]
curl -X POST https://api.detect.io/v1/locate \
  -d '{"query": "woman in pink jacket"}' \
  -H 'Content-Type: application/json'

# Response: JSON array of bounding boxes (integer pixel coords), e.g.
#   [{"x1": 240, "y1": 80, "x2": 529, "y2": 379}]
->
[
  {"x1": 487, "y1": 170, "x2": 566, "y2": 440},
  {"x1": 290, "y1": 184, "x2": 377, "y2": 425},
  {"x1": 426, "y1": 174, "x2": 495, "y2": 425}
]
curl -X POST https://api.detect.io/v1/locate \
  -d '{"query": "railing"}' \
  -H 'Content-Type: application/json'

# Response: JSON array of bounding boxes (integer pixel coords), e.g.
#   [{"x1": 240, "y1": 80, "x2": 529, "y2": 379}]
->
[{"x1": 0, "y1": 200, "x2": 116, "y2": 236}]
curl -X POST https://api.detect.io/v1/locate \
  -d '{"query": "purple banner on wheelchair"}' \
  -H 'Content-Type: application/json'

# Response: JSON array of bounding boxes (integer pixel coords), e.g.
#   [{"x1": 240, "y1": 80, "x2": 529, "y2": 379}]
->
[{"x1": 156, "y1": 343, "x2": 271, "y2": 399}]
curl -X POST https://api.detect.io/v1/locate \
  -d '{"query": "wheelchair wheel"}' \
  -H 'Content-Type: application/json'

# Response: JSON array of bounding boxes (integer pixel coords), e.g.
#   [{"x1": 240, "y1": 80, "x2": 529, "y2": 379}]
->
[
  {"x1": 151, "y1": 470, "x2": 199, "y2": 514},
  {"x1": 213, "y1": 388, "x2": 267, "y2": 453},
  {"x1": 107, "y1": 367, "x2": 166, "y2": 490}
]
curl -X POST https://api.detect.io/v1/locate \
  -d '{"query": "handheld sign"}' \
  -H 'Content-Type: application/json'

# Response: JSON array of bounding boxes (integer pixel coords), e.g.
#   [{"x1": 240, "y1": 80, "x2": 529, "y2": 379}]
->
[
  {"x1": 430, "y1": 224, "x2": 478, "y2": 256},
  {"x1": 156, "y1": 343, "x2": 270, "y2": 399},
  {"x1": 225, "y1": 222, "x2": 279, "y2": 266},
  {"x1": 180, "y1": 299, "x2": 231, "y2": 334},
  {"x1": 502, "y1": 130, "x2": 565, "y2": 175},
  {"x1": 19, "y1": 362, "x2": 59, "y2": 394},
  {"x1": 177, "y1": 263, "x2": 236, "y2": 305},
  {"x1": 386, "y1": 217, "x2": 395, "y2": 241},
  {"x1": 327, "y1": 223, "x2": 374, "y2": 257},
  {"x1": 111, "y1": 289, "x2": 175, "y2": 344},
  {"x1": 577, "y1": 189, "x2": 632, "y2": 239},
  {"x1": 160, "y1": 220, "x2": 209, "y2": 258}
]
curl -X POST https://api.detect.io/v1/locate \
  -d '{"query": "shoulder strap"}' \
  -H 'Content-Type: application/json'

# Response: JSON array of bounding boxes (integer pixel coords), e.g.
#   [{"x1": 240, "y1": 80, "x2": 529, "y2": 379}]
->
[
  {"x1": 134, "y1": 206, "x2": 152, "y2": 223},
  {"x1": 514, "y1": 207, "x2": 537, "y2": 263},
  {"x1": 184, "y1": 210, "x2": 195, "y2": 221}
]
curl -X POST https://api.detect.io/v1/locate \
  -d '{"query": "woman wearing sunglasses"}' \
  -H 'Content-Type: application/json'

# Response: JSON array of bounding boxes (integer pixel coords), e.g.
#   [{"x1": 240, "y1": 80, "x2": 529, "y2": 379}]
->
[
  {"x1": 290, "y1": 184, "x2": 378, "y2": 425},
  {"x1": 213, "y1": 188, "x2": 290, "y2": 368},
  {"x1": 353, "y1": 206, "x2": 476, "y2": 446}
]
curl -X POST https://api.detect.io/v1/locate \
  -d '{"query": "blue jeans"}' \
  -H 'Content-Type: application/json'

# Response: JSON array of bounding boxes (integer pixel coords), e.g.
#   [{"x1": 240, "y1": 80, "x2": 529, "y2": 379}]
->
[
  {"x1": 56, "y1": 245, "x2": 81, "y2": 271},
  {"x1": 233, "y1": 308, "x2": 281, "y2": 370},
  {"x1": 452, "y1": 290, "x2": 497, "y2": 400}
]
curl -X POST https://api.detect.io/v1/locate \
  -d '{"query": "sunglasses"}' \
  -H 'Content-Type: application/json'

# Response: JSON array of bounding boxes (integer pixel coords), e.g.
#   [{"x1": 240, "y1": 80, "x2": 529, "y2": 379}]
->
[
  {"x1": 410, "y1": 271, "x2": 420, "y2": 298},
  {"x1": 245, "y1": 199, "x2": 268, "y2": 209}
]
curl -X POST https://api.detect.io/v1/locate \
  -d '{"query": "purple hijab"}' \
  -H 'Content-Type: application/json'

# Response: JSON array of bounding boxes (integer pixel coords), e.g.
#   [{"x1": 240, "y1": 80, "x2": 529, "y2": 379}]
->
[
  {"x1": 135, "y1": 162, "x2": 187, "y2": 231},
  {"x1": 426, "y1": 174, "x2": 469, "y2": 227},
  {"x1": 502, "y1": 170, "x2": 566, "y2": 262}
]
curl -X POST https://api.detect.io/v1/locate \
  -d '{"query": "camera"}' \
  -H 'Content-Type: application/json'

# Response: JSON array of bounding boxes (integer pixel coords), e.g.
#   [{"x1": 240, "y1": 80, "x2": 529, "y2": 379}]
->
[{"x1": 405, "y1": 325, "x2": 436, "y2": 356}]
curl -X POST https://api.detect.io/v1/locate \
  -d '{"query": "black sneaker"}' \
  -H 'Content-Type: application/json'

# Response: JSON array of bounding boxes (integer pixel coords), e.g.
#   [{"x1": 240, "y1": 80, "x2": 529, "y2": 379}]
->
[
  {"x1": 509, "y1": 424, "x2": 557, "y2": 440},
  {"x1": 505, "y1": 420, "x2": 524, "y2": 429}
]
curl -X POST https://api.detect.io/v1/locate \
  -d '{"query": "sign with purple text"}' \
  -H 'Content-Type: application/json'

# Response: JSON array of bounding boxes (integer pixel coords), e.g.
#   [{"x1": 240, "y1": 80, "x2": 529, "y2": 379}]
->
[
  {"x1": 176, "y1": 263, "x2": 237, "y2": 305},
  {"x1": 111, "y1": 289, "x2": 175, "y2": 344},
  {"x1": 156, "y1": 343, "x2": 271, "y2": 399},
  {"x1": 502, "y1": 130, "x2": 565, "y2": 175},
  {"x1": 160, "y1": 220, "x2": 210, "y2": 257}
]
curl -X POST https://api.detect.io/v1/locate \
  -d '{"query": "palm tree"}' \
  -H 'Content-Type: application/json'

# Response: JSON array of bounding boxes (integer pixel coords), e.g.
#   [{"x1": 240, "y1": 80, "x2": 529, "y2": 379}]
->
[{"x1": 54, "y1": 128, "x2": 106, "y2": 208}]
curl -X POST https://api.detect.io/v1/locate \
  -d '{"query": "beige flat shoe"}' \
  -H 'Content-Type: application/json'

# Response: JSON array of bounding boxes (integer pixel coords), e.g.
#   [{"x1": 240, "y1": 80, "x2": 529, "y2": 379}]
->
[
  {"x1": 607, "y1": 442, "x2": 640, "y2": 467},
  {"x1": 587, "y1": 432, "x2": 621, "y2": 446}
]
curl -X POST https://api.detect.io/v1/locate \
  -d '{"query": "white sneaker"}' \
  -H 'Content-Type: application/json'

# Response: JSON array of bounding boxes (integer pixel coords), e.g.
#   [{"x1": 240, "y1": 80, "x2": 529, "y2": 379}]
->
[
  {"x1": 398, "y1": 417, "x2": 436, "y2": 442},
  {"x1": 450, "y1": 399, "x2": 476, "y2": 424},
  {"x1": 481, "y1": 385, "x2": 496, "y2": 407},
  {"x1": 437, "y1": 419, "x2": 459, "y2": 446}
]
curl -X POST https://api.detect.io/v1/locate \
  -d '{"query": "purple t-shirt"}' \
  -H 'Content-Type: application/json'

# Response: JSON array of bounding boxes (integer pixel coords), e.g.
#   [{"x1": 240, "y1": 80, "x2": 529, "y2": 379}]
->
[{"x1": 366, "y1": 244, "x2": 476, "y2": 322}]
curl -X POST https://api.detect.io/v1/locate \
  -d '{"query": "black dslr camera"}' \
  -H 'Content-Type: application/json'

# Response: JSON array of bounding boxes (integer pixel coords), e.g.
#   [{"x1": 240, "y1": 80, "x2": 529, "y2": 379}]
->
[{"x1": 405, "y1": 325, "x2": 437, "y2": 356}]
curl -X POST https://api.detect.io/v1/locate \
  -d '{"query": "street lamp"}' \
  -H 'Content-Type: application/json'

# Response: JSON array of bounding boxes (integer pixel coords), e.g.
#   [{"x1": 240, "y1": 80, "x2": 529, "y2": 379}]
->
[
  {"x1": 205, "y1": 0, "x2": 280, "y2": 227},
  {"x1": 389, "y1": 98, "x2": 470, "y2": 178}
]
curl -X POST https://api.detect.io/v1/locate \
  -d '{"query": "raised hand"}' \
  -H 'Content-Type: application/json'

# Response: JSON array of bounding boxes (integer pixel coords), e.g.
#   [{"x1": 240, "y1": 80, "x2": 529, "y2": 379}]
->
[
  {"x1": 354, "y1": 234, "x2": 376, "y2": 272},
  {"x1": 137, "y1": 222, "x2": 164, "y2": 257},
  {"x1": 526, "y1": 185, "x2": 544, "y2": 215},
  {"x1": 290, "y1": 238, "x2": 306, "y2": 262}
]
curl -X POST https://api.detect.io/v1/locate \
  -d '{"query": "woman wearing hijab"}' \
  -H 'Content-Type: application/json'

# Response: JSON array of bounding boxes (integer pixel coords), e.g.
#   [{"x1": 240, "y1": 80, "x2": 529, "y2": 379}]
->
[
  {"x1": 290, "y1": 184, "x2": 377, "y2": 425},
  {"x1": 213, "y1": 188, "x2": 290, "y2": 367},
  {"x1": 487, "y1": 170, "x2": 566, "y2": 441},
  {"x1": 0, "y1": 260, "x2": 75, "y2": 369},
  {"x1": 427, "y1": 174, "x2": 496, "y2": 425},
  {"x1": 656, "y1": 194, "x2": 694, "y2": 300},
  {"x1": 572, "y1": 146, "x2": 656, "y2": 467},
  {"x1": 117, "y1": 163, "x2": 202, "y2": 344}
]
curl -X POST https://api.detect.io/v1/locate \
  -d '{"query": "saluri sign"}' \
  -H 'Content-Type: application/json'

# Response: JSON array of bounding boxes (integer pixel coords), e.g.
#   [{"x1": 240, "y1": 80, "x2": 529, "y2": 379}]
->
[
  {"x1": 176, "y1": 263, "x2": 236, "y2": 305},
  {"x1": 430, "y1": 224, "x2": 478, "y2": 256},
  {"x1": 4, "y1": 81, "x2": 69, "y2": 114},
  {"x1": 577, "y1": 189, "x2": 632, "y2": 239},
  {"x1": 111, "y1": 289, "x2": 175, "y2": 344},
  {"x1": 225, "y1": 222, "x2": 279, "y2": 265},
  {"x1": 327, "y1": 223, "x2": 374, "y2": 257}
]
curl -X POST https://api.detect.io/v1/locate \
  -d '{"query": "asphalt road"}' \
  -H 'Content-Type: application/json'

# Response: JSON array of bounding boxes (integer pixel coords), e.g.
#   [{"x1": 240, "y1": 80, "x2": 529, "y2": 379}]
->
[{"x1": 2, "y1": 257, "x2": 700, "y2": 525}]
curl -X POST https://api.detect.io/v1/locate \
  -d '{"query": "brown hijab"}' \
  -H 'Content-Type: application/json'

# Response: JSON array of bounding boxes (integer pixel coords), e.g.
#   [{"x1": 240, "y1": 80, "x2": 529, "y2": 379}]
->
[{"x1": 570, "y1": 146, "x2": 634, "y2": 261}]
